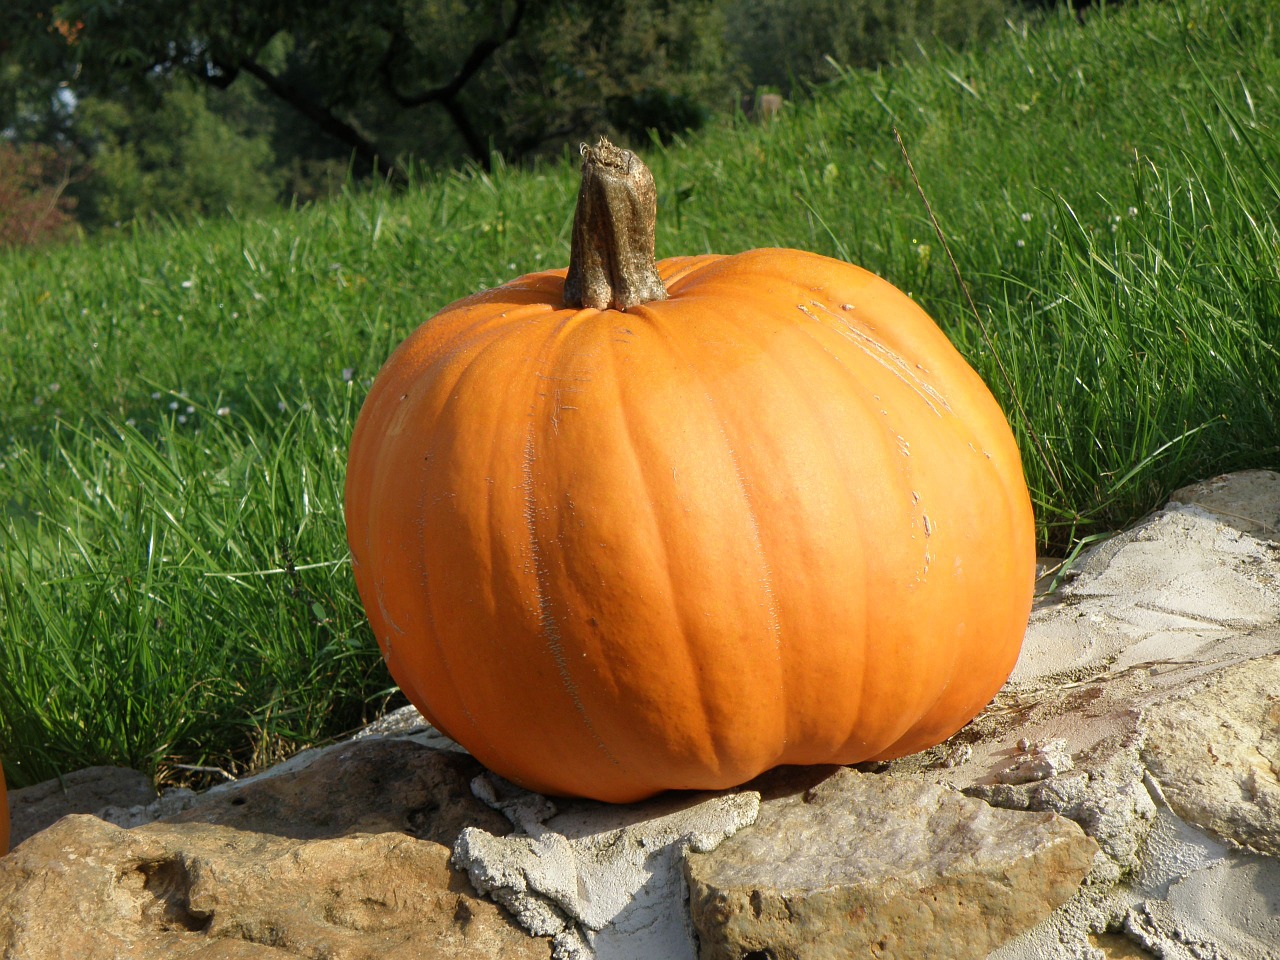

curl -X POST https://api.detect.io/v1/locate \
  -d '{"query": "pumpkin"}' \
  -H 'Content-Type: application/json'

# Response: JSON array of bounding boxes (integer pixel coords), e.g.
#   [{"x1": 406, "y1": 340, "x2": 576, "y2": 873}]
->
[
  {"x1": 345, "y1": 139, "x2": 1035, "y2": 803},
  {"x1": 1, "y1": 766, "x2": 8, "y2": 855}
]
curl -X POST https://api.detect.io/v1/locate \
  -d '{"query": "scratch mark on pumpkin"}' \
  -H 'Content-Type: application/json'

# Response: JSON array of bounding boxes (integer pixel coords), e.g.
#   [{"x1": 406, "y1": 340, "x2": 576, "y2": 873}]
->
[
  {"x1": 803, "y1": 301, "x2": 951, "y2": 417},
  {"x1": 549, "y1": 387, "x2": 578, "y2": 434},
  {"x1": 375, "y1": 575, "x2": 408, "y2": 637},
  {"x1": 917, "y1": 511, "x2": 933, "y2": 579},
  {"x1": 523, "y1": 427, "x2": 620, "y2": 767}
]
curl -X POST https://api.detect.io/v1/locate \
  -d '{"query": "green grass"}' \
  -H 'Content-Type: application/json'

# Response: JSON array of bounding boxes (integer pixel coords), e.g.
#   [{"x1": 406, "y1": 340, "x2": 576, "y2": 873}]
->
[{"x1": 3, "y1": 0, "x2": 1280, "y2": 787}]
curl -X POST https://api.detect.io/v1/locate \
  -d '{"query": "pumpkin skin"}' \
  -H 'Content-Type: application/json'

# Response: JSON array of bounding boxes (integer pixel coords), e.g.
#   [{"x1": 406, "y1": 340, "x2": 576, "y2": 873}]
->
[
  {"x1": 345, "y1": 247, "x2": 1035, "y2": 803},
  {"x1": 1, "y1": 766, "x2": 8, "y2": 855}
]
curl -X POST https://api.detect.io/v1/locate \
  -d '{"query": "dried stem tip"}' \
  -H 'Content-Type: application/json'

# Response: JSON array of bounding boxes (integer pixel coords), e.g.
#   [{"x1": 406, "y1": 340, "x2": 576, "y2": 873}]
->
[{"x1": 563, "y1": 138, "x2": 668, "y2": 311}]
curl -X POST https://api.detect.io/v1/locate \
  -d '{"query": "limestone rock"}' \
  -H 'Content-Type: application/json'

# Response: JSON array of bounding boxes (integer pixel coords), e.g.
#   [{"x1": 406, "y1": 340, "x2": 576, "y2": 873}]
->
[
  {"x1": 996, "y1": 738, "x2": 1076, "y2": 785},
  {"x1": 1104, "y1": 806, "x2": 1280, "y2": 960},
  {"x1": 0, "y1": 814, "x2": 548, "y2": 959},
  {"x1": 0, "y1": 737, "x2": 548, "y2": 958},
  {"x1": 1140, "y1": 654, "x2": 1280, "y2": 857},
  {"x1": 453, "y1": 772, "x2": 761, "y2": 960},
  {"x1": 968, "y1": 738, "x2": 1157, "y2": 884},
  {"x1": 171, "y1": 736, "x2": 511, "y2": 845},
  {"x1": 1089, "y1": 932, "x2": 1159, "y2": 959},
  {"x1": 1010, "y1": 506, "x2": 1280, "y2": 685},
  {"x1": 972, "y1": 476, "x2": 1280, "y2": 960},
  {"x1": 352, "y1": 702, "x2": 432, "y2": 739},
  {"x1": 98, "y1": 786, "x2": 201, "y2": 829},
  {"x1": 352, "y1": 704, "x2": 468, "y2": 754},
  {"x1": 1168, "y1": 469, "x2": 1280, "y2": 541},
  {"x1": 1123, "y1": 852, "x2": 1280, "y2": 960},
  {"x1": 7, "y1": 764, "x2": 155, "y2": 847},
  {"x1": 684, "y1": 768, "x2": 1098, "y2": 960}
]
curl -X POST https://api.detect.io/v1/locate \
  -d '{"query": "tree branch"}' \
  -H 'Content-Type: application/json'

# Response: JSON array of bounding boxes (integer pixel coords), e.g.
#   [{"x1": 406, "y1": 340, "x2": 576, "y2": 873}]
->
[
  {"x1": 438, "y1": 96, "x2": 490, "y2": 166},
  {"x1": 382, "y1": 0, "x2": 528, "y2": 108},
  {"x1": 377, "y1": 0, "x2": 529, "y2": 166},
  {"x1": 237, "y1": 58, "x2": 406, "y2": 184}
]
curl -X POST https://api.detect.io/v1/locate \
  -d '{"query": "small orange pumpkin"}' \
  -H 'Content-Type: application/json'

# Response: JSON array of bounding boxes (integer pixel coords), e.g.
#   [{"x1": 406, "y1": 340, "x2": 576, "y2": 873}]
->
[{"x1": 345, "y1": 140, "x2": 1035, "y2": 802}]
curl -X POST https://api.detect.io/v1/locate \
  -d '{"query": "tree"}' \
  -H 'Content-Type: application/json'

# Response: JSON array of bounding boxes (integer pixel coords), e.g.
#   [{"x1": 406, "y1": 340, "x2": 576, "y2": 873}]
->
[
  {"x1": 71, "y1": 81, "x2": 280, "y2": 227},
  {"x1": 1, "y1": 0, "x2": 735, "y2": 182},
  {"x1": 9, "y1": 1, "x2": 1070, "y2": 233},
  {"x1": 2, "y1": 1, "x2": 531, "y2": 178}
]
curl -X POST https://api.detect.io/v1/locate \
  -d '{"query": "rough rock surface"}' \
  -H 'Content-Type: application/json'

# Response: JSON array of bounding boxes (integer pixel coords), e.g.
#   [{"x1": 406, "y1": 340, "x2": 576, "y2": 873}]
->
[
  {"x1": 4, "y1": 471, "x2": 1280, "y2": 960},
  {"x1": 968, "y1": 738, "x2": 1156, "y2": 885},
  {"x1": 7, "y1": 765, "x2": 155, "y2": 847},
  {"x1": 684, "y1": 768, "x2": 1098, "y2": 960},
  {"x1": 353, "y1": 702, "x2": 465, "y2": 750},
  {"x1": 1168, "y1": 469, "x2": 1280, "y2": 540},
  {"x1": 970, "y1": 473, "x2": 1280, "y2": 960},
  {"x1": 1125, "y1": 853, "x2": 1280, "y2": 959},
  {"x1": 97, "y1": 785, "x2": 201, "y2": 829},
  {"x1": 0, "y1": 814, "x2": 547, "y2": 959},
  {"x1": 171, "y1": 737, "x2": 511, "y2": 844},
  {"x1": 1140, "y1": 655, "x2": 1280, "y2": 858},
  {"x1": 453, "y1": 771, "x2": 761, "y2": 960},
  {"x1": 0, "y1": 738, "x2": 548, "y2": 958}
]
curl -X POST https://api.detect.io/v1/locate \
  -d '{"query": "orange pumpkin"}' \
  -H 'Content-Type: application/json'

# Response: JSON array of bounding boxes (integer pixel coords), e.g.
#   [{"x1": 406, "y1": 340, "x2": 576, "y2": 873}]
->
[
  {"x1": 1, "y1": 766, "x2": 8, "y2": 855},
  {"x1": 345, "y1": 139, "x2": 1035, "y2": 802}
]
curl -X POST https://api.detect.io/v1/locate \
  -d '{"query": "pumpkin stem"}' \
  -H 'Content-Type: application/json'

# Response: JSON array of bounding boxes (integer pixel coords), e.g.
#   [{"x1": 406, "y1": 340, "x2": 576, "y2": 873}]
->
[{"x1": 563, "y1": 137, "x2": 668, "y2": 311}]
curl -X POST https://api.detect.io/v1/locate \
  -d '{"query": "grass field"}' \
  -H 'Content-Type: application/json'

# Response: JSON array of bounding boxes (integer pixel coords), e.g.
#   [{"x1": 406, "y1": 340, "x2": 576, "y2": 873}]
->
[{"x1": 3, "y1": 0, "x2": 1279, "y2": 787}]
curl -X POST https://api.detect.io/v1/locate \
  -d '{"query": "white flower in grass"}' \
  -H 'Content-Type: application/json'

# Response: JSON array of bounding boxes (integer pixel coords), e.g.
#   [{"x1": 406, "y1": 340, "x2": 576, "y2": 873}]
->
[
  {"x1": 216, "y1": 406, "x2": 231, "y2": 417},
  {"x1": 152, "y1": 392, "x2": 162, "y2": 400},
  {"x1": 1128, "y1": 206, "x2": 1138, "y2": 217},
  {"x1": 181, "y1": 280, "x2": 194, "y2": 289},
  {"x1": 342, "y1": 367, "x2": 355, "y2": 382},
  {"x1": 278, "y1": 400, "x2": 288, "y2": 412},
  {"x1": 1016, "y1": 239, "x2": 1025, "y2": 248},
  {"x1": 1020, "y1": 212, "x2": 1032, "y2": 222},
  {"x1": 169, "y1": 401, "x2": 179, "y2": 410},
  {"x1": 178, "y1": 415, "x2": 188, "y2": 425}
]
